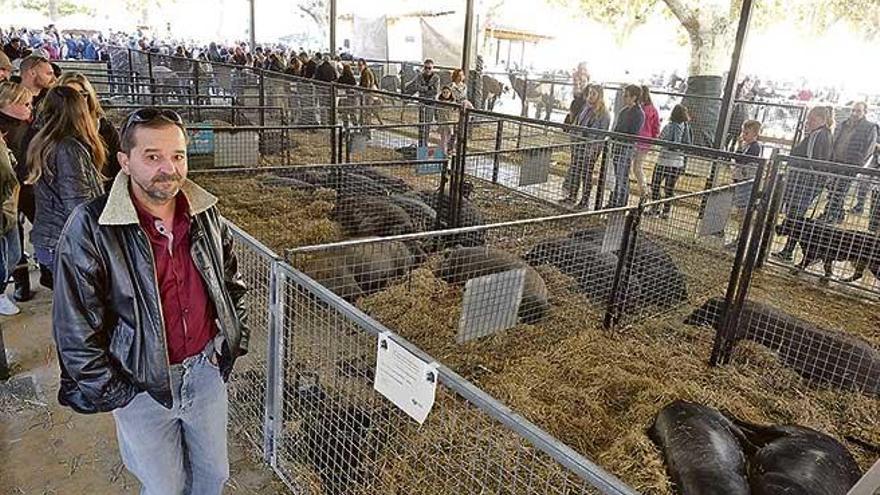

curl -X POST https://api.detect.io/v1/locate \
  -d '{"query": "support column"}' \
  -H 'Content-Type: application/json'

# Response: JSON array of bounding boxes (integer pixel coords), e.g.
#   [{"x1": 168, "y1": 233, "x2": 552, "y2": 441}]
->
[
  {"x1": 248, "y1": 0, "x2": 256, "y2": 52},
  {"x1": 714, "y1": 0, "x2": 754, "y2": 149},
  {"x1": 461, "y1": 0, "x2": 476, "y2": 72},
  {"x1": 330, "y1": 0, "x2": 338, "y2": 55}
]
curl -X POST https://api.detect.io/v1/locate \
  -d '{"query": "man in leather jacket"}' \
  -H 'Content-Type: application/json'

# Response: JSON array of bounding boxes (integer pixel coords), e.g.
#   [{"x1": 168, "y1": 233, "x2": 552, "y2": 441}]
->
[{"x1": 52, "y1": 108, "x2": 248, "y2": 495}]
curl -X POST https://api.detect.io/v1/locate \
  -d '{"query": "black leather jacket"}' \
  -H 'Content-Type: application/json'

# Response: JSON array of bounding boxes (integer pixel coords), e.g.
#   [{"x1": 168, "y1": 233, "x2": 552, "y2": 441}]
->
[
  {"x1": 31, "y1": 137, "x2": 104, "y2": 251},
  {"x1": 53, "y1": 174, "x2": 249, "y2": 413}
]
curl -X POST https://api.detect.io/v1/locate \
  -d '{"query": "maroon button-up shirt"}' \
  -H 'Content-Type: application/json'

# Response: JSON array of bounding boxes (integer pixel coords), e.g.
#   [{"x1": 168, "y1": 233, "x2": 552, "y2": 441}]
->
[{"x1": 133, "y1": 193, "x2": 217, "y2": 365}]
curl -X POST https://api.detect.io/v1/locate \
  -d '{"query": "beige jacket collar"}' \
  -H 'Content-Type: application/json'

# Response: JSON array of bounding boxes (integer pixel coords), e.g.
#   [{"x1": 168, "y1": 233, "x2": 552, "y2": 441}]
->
[{"x1": 98, "y1": 173, "x2": 217, "y2": 226}]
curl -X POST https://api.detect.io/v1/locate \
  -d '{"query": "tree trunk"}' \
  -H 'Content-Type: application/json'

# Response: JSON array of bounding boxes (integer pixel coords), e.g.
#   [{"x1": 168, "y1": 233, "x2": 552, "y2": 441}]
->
[
  {"x1": 687, "y1": 25, "x2": 731, "y2": 76},
  {"x1": 47, "y1": 0, "x2": 59, "y2": 21},
  {"x1": 681, "y1": 11, "x2": 733, "y2": 146}
]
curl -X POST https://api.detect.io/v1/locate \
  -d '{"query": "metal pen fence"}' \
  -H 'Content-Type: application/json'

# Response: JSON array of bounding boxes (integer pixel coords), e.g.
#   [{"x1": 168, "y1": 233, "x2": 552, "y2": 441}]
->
[
  {"x1": 183, "y1": 124, "x2": 342, "y2": 168},
  {"x1": 461, "y1": 109, "x2": 766, "y2": 219},
  {"x1": 102, "y1": 104, "x2": 287, "y2": 127},
  {"x1": 278, "y1": 178, "x2": 770, "y2": 492},
  {"x1": 98, "y1": 91, "x2": 236, "y2": 106},
  {"x1": 105, "y1": 48, "x2": 833, "y2": 155},
  {"x1": 190, "y1": 158, "x2": 455, "y2": 250},
  {"x1": 758, "y1": 155, "x2": 880, "y2": 295},
  {"x1": 227, "y1": 223, "x2": 637, "y2": 495},
  {"x1": 695, "y1": 156, "x2": 880, "y2": 400}
]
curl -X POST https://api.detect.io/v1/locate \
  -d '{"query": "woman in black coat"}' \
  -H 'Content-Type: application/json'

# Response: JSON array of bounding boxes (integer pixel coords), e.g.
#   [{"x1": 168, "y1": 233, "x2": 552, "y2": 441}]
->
[{"x1": 57, "y1": 72, "x2": 121, "y2": 188}]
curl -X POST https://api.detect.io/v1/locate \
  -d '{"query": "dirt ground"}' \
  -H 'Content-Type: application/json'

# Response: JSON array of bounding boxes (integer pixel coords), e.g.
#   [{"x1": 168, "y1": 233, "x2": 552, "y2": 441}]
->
[{"x1": 0, "y1": 272, "x2": 287, "y2": 495}]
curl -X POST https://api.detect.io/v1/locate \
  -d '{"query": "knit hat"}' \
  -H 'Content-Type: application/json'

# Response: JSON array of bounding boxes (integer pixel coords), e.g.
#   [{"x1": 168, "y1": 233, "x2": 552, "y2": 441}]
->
[{"x1": 0, "y1": 51, "x2": 11, "y2": 71}]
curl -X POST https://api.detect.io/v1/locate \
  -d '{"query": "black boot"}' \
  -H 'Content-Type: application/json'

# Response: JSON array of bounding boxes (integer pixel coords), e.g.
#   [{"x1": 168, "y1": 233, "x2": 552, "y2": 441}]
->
[
  {"x1": 38, "y1": 264, "x2": 53, "y2": 290},
  {"x1": 12, "y1": 263, "x2": 33, "y2": 303}
]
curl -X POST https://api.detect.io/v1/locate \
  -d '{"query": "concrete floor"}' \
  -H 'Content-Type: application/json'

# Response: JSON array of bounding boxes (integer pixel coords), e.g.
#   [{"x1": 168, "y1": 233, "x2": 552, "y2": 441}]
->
[{"x1": 0, "y1": 270, "x2": 287, "y2": 495}]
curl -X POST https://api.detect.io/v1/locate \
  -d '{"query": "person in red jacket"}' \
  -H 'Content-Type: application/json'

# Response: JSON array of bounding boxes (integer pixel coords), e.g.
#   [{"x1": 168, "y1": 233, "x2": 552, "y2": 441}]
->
[{"x1": 632, "y1": 85, "x2": 661, "y2": 198}]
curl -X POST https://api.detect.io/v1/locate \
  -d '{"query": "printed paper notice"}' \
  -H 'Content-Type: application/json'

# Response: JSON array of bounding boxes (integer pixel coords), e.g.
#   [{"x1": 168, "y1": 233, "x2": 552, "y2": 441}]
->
[
  {"x1": 374, "y1": 332, "x2": 438, "y2": 425},
  {"x1": 698, "y1": 189, "x2": 735, "y2": 237},
  {"x1": 601, "y1": 212, "x2": 627, "y2": 254}
]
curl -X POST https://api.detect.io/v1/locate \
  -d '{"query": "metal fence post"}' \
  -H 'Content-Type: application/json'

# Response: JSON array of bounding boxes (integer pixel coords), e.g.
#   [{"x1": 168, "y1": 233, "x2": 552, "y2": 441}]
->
[
  {"x1": 0, "y1": 323, "x2": 9, "y2": 381},
  {"x1": 755, "y1": 150, "x2": 784, "y2": 268},
  {"x1": 263, "y1": 260, "x2": 287, "y2": 467},
  {"x1": 492, "y1": 119, "x2": 503, "y2": 183},
  {"x1": 329, "y1": 84, "x2": 338, "y2": 128},
  {"x1": 258, "y1": 71, "x2": 266, "y2": 126},
  {"x1": 515, "y1": 119, "x2": 524, "y2": 149},
  {"x1": 594, "y1": 138, "x2": 611, "y2": 211},
  {"x1": 127, "y1": 48, "x2": 135, "y2": 95},
  {"x1": 337, "y1": 124, "x2": 344, "y2": 164},
  {"x1": 193, "y1": 63, "x2": 202, "y2": 121},
  {"x1": 603, "y1": 207, "x2": 641, "y2": 329},
  {"x1": 449, "y1": 106, "x2": 470, "y2": 228},
  {"x1": 709, "y1": 159, "x2": 769, "y2": 366},
  {"x1": 147, "y1": 51, "x2": 155, "y2": 105},
  {"x1": 263, "y1": 260, "x2": 286, "y2": 466},
  {"x1": 343, "y1": 125, "x2": 351, "y2": 163},
  {"x1": 331, "y1": 125, "x2": 338, "y2": 165}
]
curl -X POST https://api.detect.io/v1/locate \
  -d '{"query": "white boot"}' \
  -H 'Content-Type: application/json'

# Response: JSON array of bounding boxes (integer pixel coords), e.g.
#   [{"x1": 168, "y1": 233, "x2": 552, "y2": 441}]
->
[{"x1": 0, "y1": 294, "x2": 21, "y2": 316}]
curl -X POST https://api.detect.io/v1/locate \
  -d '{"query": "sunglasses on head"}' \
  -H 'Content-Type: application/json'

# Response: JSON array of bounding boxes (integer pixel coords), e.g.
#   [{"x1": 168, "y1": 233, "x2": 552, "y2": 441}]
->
[{"x1": 121, "y1": 108, "x2": 184, "y2": 136}]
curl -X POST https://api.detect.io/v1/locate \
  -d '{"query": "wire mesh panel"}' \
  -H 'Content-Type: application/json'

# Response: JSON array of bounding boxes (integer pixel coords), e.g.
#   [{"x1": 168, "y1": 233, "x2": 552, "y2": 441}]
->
[
  {"x1": 463, "y1": 111, "x2": 761, "y2": 219},
  {"x1": 613, "y1": 183, "x2": 752, "y2": 327},
  {"x1": 764, "y1": 156, "x2": 880, "y2": 295},
  {"x1": 186, "y1": 125, "x2": 340, "y2": 168},
  {"x1": 227, "y1": 225, "x2": 277, "y2": 453},
  {"x1": 191, "y1": 159, "x2": 451, "y2": 253},
  {"x1": 103, "y1": 104, "x2": 287, "y2": 128},
  {"x1": 343, "y1": 122, "x2": 458, "y2": 164},
  {"x1": 727, "y1": 101, "x2": 805, "y2": 152},
  {"x1": 273, "y1": 264, "x2": 635, "y2": 495}
]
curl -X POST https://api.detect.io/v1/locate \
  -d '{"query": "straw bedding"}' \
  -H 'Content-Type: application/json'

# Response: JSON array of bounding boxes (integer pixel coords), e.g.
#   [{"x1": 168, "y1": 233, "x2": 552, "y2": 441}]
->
[{"x1": 195, "y1": 167, "x2": 878, "y2": 495}]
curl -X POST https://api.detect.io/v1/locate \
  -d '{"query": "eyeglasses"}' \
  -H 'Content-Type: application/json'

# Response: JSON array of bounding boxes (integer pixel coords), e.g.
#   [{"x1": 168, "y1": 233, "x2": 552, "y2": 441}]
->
[{"x1": 121, "y1": 108, "x2": 184, "y2": 137}]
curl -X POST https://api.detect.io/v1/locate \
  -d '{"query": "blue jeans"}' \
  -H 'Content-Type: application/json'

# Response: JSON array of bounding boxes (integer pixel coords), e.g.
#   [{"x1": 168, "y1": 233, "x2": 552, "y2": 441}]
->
[
  {"x1": 0, "y1": 226, "x2": 21, "y2": 293},
  {"x1": 608, "y1": 143, "x2": 635, "y2": 208},
  {"x1": 34, "y1": 246, "x2": 54, "y2": 271},
  {"x1": 113, "y1": 344, "x2": 229, "y2": 495}
]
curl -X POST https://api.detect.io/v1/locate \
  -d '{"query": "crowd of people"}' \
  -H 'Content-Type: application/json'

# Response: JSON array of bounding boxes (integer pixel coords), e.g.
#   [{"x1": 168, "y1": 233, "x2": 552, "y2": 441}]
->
[
  {"x1": 557, "y1": 70, "x2": 879, "y2": 227},
  {"x1": 2, "y1": 25, "x2": 109, "y2": 63},
  {"x1": 0, "y1": 52, "x2": 121, "y2": 316}
]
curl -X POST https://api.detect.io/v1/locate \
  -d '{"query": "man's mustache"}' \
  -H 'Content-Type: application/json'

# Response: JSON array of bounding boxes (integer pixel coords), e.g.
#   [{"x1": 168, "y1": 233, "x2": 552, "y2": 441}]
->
[{"x1": 152, "y1": 173, "x2": 183, "y2": 184}]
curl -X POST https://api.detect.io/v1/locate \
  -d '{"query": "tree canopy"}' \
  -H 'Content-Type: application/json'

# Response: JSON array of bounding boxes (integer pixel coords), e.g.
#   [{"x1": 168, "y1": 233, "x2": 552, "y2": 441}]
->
[{"x1": 555, "y1": 0, "x2": 880, "y2": 75}]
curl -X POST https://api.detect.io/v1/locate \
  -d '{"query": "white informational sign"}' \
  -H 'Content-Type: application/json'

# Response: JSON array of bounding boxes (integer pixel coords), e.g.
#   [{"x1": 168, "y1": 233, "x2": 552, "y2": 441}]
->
[
  {"x1": 698, "y1": 189, "x2": 735, "y2": 237},
  {"x1": 601, "y1": 212, "x2": 628, "y2": 254},
  {"x1": 457, "y1": 269, "x2": 526, "y2": 343},
  {"x1": 603, "y1": 161, "x2": 617, "y2": 194},
  {"x1": 350, "y1": 132, "x2": 368, "y2": 154},
  {"x1": 847, "y1": 458, "x2": 880, "y2": 495},
  {"x1": 519, "y1": 149, "x2": 551, "y2": 187},
  {"x1": 374, "y1": 332, "x2": 438, "y2": 425}
]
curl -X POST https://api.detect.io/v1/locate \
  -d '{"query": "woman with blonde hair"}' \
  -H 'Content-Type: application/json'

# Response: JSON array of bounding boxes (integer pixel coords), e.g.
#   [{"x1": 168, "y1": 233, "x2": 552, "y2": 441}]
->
[
  {"x1": 0, "y1": 81, "x2": 33, "y2": 165},
  {"x1": 0, "y1": 81, "x2": 35, "y2": 302},
  {"x1": 0, "y1": 127, "x2": 21, "y2": 314},
  {"x1": 57, "y1": 72, "x2": 121, "y2": 183},
  {"x1": 26, "y1": 86, "x2": 106, "y2": 285},
  {"x1": 563, "y1": 84, "x2": 611, "y2": 208}
]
